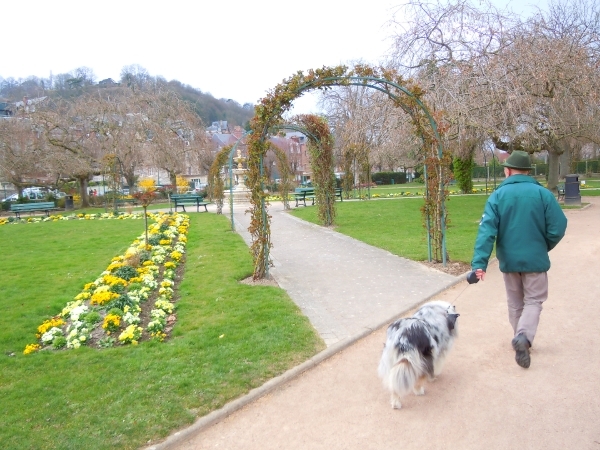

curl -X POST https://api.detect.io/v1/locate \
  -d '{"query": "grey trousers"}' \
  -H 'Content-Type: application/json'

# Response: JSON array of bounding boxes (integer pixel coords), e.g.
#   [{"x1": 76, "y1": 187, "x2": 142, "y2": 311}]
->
[{"x1": 502, "y1": 272, "x2": 548, "y2": 344}]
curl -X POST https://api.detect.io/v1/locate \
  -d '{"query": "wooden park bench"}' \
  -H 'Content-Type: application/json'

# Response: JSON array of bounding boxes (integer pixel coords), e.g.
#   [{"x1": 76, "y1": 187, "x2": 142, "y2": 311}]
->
[
  {"x1": 11, "y1": 202, "x2": 59, "y2": 219},
  {"x1": 293, "y1": 188, "x2": 343, "y2": 207},
  {"x1": 170, "y1": 194, "x2": 209, "y2": 212}
]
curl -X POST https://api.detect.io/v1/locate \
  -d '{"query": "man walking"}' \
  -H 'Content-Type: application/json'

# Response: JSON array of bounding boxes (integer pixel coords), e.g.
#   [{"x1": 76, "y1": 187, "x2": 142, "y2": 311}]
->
[{"x1": 471, "y1": 151, "x2": 567, "y2": 368}]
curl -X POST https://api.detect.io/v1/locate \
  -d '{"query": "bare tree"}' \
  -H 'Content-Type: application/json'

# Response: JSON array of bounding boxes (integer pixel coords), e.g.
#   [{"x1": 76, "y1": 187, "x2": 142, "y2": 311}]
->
[
  {"x1": 120, "y1": 65, "x2": 153, "y2": 92},
  {"x1": 35, "y1": 95, "x2": 105, "y2": 206},
  {"x1": 322, "y1": 83, "x2": 420, "y2": 190},
  {"x1": 0, "y1": 117, "x2": 46, "y2": 197},
  {"x1": 139, "y1": 87, "x2": 209, "y2": 187},
  {"x1": 389, "y1": 0, "x2": 600, "y2": 189}
]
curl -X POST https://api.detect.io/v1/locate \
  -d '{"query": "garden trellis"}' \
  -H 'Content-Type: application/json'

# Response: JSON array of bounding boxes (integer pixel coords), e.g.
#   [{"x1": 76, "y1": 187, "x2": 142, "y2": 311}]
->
[{"x1": 245, "y1": 64, "x2": 451, "y2": 279}]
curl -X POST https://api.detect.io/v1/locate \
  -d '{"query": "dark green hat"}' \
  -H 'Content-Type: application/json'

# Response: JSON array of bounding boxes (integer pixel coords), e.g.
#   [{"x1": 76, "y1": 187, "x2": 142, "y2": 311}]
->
[{"x1": 502, "y1": 151, "x2": 532, "y2": 170}]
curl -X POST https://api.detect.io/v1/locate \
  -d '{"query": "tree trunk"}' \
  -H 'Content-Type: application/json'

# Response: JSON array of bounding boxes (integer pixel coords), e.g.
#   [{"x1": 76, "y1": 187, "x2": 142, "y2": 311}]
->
[
  {"x1": 169, "y1": 171, "x2": 177, "y2": 187},
  {"x1": 547, "y1": 151, "x2": 560, "y2": 191},
  {"x1": 124, "y1": 171, "x2": 137, "y2": 193},
  {"x1": 559, "y1": 148, "x2": 570, "y2": 178},
  {"x1": 78, "y1": 176, "x2": 90, "y2": 207}
]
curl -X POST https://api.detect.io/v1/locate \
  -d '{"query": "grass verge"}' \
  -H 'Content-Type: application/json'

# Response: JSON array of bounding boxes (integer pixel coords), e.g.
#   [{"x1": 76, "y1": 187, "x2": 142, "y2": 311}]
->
[
  {"x1": 290, "y1": 195, "x2": 489, "y2": 263},
  {"x1": 0, "y1": 214, "x2": 323, "y2": 449}
]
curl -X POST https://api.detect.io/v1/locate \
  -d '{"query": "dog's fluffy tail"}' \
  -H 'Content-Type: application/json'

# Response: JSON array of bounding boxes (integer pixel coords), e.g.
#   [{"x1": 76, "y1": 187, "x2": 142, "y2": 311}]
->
[{"x1": 379, "y1": 349, "x2": 423, "y2": 397}]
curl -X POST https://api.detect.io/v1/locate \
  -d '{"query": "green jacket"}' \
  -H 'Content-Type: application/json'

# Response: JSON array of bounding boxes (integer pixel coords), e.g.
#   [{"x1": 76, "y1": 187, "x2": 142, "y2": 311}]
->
[{"x1": 471, "y1": 175, "x2": 567, "y2": 273}]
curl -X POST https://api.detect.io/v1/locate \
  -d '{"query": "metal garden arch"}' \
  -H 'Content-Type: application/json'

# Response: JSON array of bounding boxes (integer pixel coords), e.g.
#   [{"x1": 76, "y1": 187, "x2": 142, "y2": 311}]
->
[{"x1": 245, "y1": 65, "x2": 449, "y2": 279}]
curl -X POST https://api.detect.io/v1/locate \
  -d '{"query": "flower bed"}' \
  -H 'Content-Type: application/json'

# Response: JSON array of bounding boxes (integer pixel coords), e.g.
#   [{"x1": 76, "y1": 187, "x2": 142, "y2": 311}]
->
[
  {"x1": 0, "y1": 211, "x2": 147, "y2": 226},
  {"x1": 23, "y1": 212, "x2": 190, "y2": 353}
]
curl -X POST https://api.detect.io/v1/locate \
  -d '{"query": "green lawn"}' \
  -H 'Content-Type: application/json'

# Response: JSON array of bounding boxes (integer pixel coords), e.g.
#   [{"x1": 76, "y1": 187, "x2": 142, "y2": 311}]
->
[
  {"x1": 291, "y1": 195, "x2": 489, "y2": 263},
  {"x1": 289, "y1": 186, "x2": 591, "y2": 264},
  {"x1": 0, "y1": 214, "x2": 323, "y2": 449}
]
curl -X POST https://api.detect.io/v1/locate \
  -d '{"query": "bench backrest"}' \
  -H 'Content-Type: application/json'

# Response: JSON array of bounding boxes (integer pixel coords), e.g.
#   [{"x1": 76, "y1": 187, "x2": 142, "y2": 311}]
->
[
  {"x1": 11, "y1": 202, "x2": 56, "y2": 211},
  {"x1": 295, "y1": 188, "x2": 341, "y2": 194},
  {"x1": 171, "y1": 194, "x2": 204, "y2": 200}
]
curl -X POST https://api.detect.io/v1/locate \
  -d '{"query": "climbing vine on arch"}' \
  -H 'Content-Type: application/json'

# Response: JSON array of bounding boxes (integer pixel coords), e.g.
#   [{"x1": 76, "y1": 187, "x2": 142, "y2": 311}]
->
[
  {"x1": 290, "y1": 115, "x2": 336, "y2": 226},
  {"x1": 207, "y1": 145, "x2": 232, "y2": 215},
  {"x1": 247, "y1": 64, "x2": 450, "y2": 279}
]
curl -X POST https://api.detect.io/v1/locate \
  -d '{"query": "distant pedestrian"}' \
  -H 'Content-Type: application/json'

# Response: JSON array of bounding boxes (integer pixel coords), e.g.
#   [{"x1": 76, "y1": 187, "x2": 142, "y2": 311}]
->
[{"x1": 471, "y1": 150, "x2": 567, "y2": 368}]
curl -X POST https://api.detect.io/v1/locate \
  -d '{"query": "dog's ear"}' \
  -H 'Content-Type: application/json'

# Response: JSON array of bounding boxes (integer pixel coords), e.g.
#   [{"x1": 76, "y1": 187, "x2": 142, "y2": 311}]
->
[{"x1": 446, "y1": 313, "x2": 460, "y2": 331}]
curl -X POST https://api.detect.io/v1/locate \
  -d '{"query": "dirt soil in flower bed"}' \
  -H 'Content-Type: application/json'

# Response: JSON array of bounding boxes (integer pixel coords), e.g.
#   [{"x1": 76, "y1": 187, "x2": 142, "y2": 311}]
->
[
  {"x1": 85, "y1": 257, "x2": 184, "y2": 348},
  {"x1": 239, "y1": 275, "x2": 279, "y2": 287},
  {"x1": 420, "y1": 260, "x2": 471, "y2": 276}
]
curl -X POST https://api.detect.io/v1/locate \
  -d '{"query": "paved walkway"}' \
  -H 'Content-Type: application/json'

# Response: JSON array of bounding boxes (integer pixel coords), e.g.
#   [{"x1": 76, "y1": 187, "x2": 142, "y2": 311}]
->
[
  {"x1": 148, "y1": 197, "x2": 600, "y2": 450},
  {"x1": 229, "y1": 201, "x2": 459, "y2": 346}
]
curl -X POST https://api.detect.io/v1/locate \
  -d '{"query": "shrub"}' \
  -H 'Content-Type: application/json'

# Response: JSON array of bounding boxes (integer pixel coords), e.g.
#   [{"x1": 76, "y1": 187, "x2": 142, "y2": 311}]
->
[
  {"x1": 114, "y1": 265, "x2": 138, "y2": 281},
  {"x1": 453, "y1": 156, "x2": 475, "y2": 194},
  {"x1": 83, "y1": 311, "x2": 102, "y2": 324},
  {"x1": 371, "y1": 171, "x2": 407, "y2": 185},
  {"x1": 52, "y1": 336, "x2": 67, "y2": 349}
]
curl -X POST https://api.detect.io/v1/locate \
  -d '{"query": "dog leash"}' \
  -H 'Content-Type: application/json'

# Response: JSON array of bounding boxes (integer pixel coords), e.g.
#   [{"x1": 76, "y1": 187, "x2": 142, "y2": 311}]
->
[
  {"x1": 449, "y1": 272, "x2": 479, "y2": 307},
  {"x1": 450, "y1": 282, "x2": 470, "y2": 307}
]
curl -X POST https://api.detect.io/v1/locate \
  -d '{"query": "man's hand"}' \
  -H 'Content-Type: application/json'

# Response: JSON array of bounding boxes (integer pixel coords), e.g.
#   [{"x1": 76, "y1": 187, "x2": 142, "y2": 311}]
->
[{"x1": 475, "y1": 269, "x2": 486, "y2": 281}]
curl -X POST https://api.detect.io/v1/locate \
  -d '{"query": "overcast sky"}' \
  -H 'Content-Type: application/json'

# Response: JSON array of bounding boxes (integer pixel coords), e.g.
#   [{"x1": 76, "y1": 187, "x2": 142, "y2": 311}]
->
[{"x1": 3, "y1": 0, "x2": 544, "y2": 113}]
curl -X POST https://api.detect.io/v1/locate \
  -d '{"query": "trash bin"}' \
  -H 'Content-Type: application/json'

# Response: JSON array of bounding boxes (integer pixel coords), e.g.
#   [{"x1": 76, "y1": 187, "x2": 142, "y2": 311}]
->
[
  {"x1": 65, "y1": 195, "x2": 74, "y2": 210},
  {"x1": 564, "y1": 174, "x2": 581, "y2": 206}
]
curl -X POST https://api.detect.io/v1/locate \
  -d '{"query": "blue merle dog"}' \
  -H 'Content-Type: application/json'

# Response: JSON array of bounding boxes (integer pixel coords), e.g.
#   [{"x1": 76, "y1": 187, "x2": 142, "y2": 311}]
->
[{"x1": 378, "y1": 300, "x2": 459, "y2": 409}]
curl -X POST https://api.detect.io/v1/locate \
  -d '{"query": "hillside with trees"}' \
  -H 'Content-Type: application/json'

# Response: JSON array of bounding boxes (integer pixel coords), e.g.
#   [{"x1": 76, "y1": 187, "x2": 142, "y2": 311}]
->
[{"x1": 0, "y1": 65, "x2": 254, "y2": 127}]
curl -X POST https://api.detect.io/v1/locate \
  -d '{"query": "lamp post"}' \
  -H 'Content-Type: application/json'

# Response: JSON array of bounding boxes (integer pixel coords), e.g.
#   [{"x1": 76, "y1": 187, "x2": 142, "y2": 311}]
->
[
  {"x1": 482, "y1": 147, "x2": 489, "y2": 194},
  {"x1": 102, "y1": 172, "x2": 107, "y2": 212},
  {"x1": 491, "y1": 148, "x2": 497, "y2": 189},
  {"x1": 109, "y1": 155, "x2": 125, "y2": 214}
]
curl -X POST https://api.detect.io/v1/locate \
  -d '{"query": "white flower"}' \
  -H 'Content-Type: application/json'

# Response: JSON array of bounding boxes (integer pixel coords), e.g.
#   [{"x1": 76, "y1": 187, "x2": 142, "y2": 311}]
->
[
  {"x1": 41, "y1": 327, "x2": 63, "y2": 344},
  {"x1": 150, "y1": 309, "x2": 167, "y2": 319},
  {"x1": 69, "y1": 305, "x2": 88, "y2": 321},
  {"x1": 123, "y1": 312, "x2": 141, "y2": 325}
]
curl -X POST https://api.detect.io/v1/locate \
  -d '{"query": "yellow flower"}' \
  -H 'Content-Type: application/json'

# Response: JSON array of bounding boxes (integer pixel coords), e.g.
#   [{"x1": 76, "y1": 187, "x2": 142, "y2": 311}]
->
[
  {"x1": 24, "y1": 343, "x2": 41, "y2": 355},
  {"x1": 103, "y1": 274, "x2": 127, "y2": 287},
  {"x1": 102, "y1": 314, "x2": 121, "y2": 331},
  {"x1": 91, "y1": 291, "x2": 120, "y2": 306},
  {"x1": 138, "y1": 178, "x2": 156, "y2": 193},
  {"x1": 74, "y1": 292, "x2": 91, "y2": 300},
  {"x1": 106, "y1": 261, "x2": 123, "y2": 272},
  {"x1": 37, "y1": 317, "x2": 65, "y2": 336}
]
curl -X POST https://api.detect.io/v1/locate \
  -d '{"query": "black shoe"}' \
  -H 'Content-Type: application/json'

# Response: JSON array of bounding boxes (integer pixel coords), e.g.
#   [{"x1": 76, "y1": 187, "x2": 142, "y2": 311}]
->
[{"x1": 511, "y1": 333, "x2": 531, "y2": 368}]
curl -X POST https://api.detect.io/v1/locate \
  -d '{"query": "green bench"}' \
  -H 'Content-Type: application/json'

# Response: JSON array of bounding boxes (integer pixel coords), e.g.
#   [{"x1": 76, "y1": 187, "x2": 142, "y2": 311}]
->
[
  {"x1": 11, "y1": 202, "x2": 59, "y2": 219},
  {"x1": 294, "y1": 188, "x2": 316, "y2": 207},
  {"x1": 293, "y1": 188, "x2": 343, "y2": 207},
  {"x1": 170, "y1": 194, "x2": 209, "y2": 212}
]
